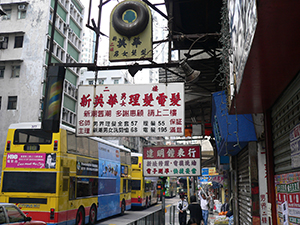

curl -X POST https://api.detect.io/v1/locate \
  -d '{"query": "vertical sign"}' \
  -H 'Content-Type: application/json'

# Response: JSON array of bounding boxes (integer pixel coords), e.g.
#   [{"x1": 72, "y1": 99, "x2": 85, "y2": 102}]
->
[
  {"x1": 143, "y1": 145, "x2": 201, "y2": 177},
  {"x1": 77, "y1": 83, "x2": 185, "y2": 137},
  {"x1": 257, "y1": 142, "x2": 270, "y2": 224}
]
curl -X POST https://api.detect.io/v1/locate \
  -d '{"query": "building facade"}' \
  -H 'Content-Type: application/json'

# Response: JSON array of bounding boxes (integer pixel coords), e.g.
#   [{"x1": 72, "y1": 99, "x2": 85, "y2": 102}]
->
[{"x1": 0, "y1": 0, "x2": 84, "y2": 170}]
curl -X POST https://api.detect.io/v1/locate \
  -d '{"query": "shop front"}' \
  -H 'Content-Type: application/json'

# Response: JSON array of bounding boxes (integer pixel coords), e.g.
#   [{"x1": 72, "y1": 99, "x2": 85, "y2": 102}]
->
[{"x1": 211, "y1": 90, "x2": 258, "y2": 224}]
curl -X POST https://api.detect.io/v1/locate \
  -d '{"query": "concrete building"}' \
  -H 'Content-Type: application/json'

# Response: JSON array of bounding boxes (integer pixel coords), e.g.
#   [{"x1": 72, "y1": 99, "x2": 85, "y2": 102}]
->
[{"x1": 0, "y1": 0, "x2": 84, "y2": 169}]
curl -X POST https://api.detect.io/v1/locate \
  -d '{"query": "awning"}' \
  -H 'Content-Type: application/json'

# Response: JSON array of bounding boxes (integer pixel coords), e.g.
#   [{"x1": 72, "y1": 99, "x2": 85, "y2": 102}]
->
[{"x1": 211, "y1": 91, "x2": 257, "y2": 156}]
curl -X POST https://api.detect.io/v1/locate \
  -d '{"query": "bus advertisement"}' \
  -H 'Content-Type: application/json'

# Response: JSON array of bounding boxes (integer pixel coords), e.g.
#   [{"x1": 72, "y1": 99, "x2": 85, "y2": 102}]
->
[
  {"x1": 0, "y1": 122, "x2": 131, "y2": 225},
  {"x1": 131, "y1": 153, "x2": 158, "y2": 208}
]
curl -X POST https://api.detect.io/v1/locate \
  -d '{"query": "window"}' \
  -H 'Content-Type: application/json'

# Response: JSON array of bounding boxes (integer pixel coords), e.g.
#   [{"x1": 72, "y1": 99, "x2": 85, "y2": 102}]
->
[
  {"x1": 0, "y1": 37, "x2": 8, "y2": 49},
  {"x1": 88, "y1": 80, "x2": 93, "y2": 85},
  {"x1": 17, "y1": 9, "x2": 26, "y2": 19},
  {"x1": 0, "y1": 66, "x2": 4, "y2": 78},
  {"x1": 113, "y1": 79, "x2": 119, "y2": 84},
  {"x1": 11, "y1": 65, "x2": 20, "y2": 78},
  {"x1": 2, "y1": 172, "x2": 56, "y2": 193},
  {"x1": 98, "y1": 79, "x2": 105, "y2": 84},
  {"x1": 14, "y1": 36, "x2": 23, "y2": 48},
  {"x1": 7, "y1": 96, "x2": 17, "y2": 110},
  {"x1": 2, "y1": 9, "x2": 11, "y2": 20},
  {"x1": 0, "y1": 96, "x2": 1, "y2": 110}
]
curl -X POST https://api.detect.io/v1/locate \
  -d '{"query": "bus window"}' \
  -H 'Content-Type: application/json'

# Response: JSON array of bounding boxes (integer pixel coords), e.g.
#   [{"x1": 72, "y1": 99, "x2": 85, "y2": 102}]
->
[
  {"x1": 128, "y1": 180, "x2": 132, "y2": 192},
  {"x1": 131, "y1": 156, "x2": 138, "y2": 165},
  {"x1": 131, "y1": 180, "x2": 141, "y2": 190},
  {"x1": 14, "y1": 129, "x2": 52, "y2": 144},
  {"x1": 98, "y1": 178, "x2": 116, "y2": 194},
  {"x1": 69, "y1": 177, "x2": 75, "y2": 200},
  {"x1": 121, "y1": 165, "x2": 128, "y2": 177},
  {"x1": 123, "y1": 179, "x2": 126, "y2": 193},
  {"x1": 2, "y1": 172, "x2": 56, "y2": 193}
]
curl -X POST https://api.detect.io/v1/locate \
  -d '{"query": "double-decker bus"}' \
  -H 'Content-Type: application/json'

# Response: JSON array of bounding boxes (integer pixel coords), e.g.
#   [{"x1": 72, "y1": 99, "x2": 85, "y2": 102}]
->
[
  {"x1": 0, "y1": 122, "x2": 131, "y2": 225},
  {"x1": 131, "y1": 153, "x2": 158, "y2": 208},
  {"x1": 165, "y1": 177, "x2": 177, "y2": 197}
]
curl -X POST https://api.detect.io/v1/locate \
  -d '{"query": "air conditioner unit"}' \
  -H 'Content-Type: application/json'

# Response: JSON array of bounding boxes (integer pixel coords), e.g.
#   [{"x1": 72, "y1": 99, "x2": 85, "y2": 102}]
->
[
  {"x1": 0, "y1": 36, "x2": 5, "y2": 42},
  {"x1": 18, "y1": 4, "x2": 27, "y2": 11}
]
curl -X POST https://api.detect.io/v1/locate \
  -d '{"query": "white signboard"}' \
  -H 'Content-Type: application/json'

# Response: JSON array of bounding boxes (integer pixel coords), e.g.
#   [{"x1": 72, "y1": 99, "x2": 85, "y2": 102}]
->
[
  {"x1": 77, "y1": 83, "x2": 185, "y2": 137},
  {"x1": 143, "y1": 145, "x2": 201, "y2": 177},
  {"x1": 290, "y1": 123, "x2": 300, "y2": 168},
  {"x1": 257, "y1": 142, "x2": 270, "y2": 225}
]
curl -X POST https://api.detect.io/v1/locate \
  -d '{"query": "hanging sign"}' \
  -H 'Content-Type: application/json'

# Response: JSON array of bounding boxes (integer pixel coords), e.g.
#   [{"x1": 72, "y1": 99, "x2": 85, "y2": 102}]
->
[
  {"x1": 77, "y1": 83, "x2": 184, "y2": 137},
  {"x1": 143, "y1": 145, "x2": 201, "y2": 177}
]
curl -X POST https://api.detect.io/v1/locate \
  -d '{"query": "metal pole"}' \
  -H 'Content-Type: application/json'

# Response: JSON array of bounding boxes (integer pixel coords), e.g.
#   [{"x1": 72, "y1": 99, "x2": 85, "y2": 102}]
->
[{"x1": 162, "y1": 193, "x2": 165, "y2": 225}]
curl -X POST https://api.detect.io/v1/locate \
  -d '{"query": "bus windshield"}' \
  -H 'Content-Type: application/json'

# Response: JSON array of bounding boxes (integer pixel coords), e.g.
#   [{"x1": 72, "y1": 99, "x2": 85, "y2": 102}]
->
[{"x1": 13, "y1": 129, "x2": 52, "y2": 144}]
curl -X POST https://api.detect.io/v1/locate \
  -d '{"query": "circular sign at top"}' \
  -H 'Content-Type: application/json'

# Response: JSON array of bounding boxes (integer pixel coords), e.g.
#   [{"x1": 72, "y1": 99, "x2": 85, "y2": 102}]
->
[
  {"x1": 122, "y1": 9, "x2": 137, "y2": 24},
  {"x1": 112, "y1": 0, "x2": 149, "y2": 37}
]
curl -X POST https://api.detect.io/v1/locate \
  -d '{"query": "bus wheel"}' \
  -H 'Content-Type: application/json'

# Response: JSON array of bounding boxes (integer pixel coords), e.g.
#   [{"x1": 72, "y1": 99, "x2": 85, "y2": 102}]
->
[
  {"x1": 89, "y1": 205, "x2": 97, "y2": 225},
  {"x1": 121, "y1": 200, "x2": 126, "y2": 215},
  {"x1": 76, "y1": 207, "x2": 85, "y2": 225}
]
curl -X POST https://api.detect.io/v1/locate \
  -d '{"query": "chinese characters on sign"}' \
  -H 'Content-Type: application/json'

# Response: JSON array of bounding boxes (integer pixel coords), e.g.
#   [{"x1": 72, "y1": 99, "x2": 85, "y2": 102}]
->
[
  {"x1": 275, "y1": 172, "x2": 300, "y2": 225},
  {"x1": 143, "y1": 145, "x2": 201, "y2": 177},
  {"x1": 77, "y1": 83, "x2": 185, "y2": 137},
  {"x1": 6, "y1": 153, "x2": 56, "y2": 169}
]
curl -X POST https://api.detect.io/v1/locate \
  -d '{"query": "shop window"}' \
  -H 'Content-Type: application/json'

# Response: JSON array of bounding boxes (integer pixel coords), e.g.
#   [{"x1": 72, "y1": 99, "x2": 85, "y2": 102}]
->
[{"x1": 7, "y1": 96, "x2": 17, "y2": 110}]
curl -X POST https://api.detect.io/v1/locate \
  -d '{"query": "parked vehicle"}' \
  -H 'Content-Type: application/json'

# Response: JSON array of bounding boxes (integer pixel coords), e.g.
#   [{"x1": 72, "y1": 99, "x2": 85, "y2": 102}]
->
[{"x1": 0, "y1": 203, "x2": 46, "y2": 224}]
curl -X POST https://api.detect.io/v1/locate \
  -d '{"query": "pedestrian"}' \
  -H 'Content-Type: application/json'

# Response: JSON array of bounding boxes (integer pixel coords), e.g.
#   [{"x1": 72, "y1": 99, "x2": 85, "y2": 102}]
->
[
  {"x1": 198, "y1": 191, "x2": 210, "y2": 225},
  {"x1": 177, "y1": 192, "x2": 188, "y2": 225},
  {"x1": 188, "y1": 195, "x2": 203, "y2": 225}
]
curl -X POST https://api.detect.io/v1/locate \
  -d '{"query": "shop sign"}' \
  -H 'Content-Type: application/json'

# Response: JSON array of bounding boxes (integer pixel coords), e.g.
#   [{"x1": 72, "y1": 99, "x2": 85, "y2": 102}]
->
[
  {"x1": 257, "y1": 142, "x2": 270, "y2": 224},
  {"x1": 275, "y1": 172, "x2": 300, "y2": 224},
  {"x1": 76, "y1": 83, "x2": 184, "y2": 137},
  {"x1": 290, "y1": 123, "x2": 300, "y2": 168},
  {"x1": 143, "y1": 145, "x2": 200, "y2": 177}
]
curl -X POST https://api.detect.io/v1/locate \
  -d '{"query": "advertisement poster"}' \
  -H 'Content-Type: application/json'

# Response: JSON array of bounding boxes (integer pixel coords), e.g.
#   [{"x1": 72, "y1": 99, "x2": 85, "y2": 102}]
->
[
  {"x1": 77, "y1": 83, "x2": 185, "y2": 137},
  {"x1": 290, "y1": 123, "x2": 300, "y2": 168},
  {"x1": 275, "y1": 172, "x2": 300, "y2": 224},
  {"x1": 143, "y1": 145, "x2": 201, "y2": 177},
  {"x1": 6, "y1": 153, "x2": 56, "y2": 169}
]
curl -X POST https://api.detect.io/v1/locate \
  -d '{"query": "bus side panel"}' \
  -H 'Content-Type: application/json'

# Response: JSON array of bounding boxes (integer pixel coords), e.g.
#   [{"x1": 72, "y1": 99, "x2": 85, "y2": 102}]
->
[{"x1": 97, "y1": 194, "x2": 120, "y2": 220}]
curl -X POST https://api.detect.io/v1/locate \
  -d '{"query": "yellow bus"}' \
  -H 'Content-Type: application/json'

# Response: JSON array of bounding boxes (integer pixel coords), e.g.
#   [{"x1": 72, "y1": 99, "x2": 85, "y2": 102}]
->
[
  {"x1": 0, "y1": 122, "x2": 131, "y2": 225},
  {"x1": 131, "y1": 153, "x2": 158, "y2": 208}
]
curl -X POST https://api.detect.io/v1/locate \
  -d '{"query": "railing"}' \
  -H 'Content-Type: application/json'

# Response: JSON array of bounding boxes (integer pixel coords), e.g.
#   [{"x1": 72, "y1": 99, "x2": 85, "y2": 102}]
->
[
  {"x1": 127, "y1": 209, "x2": 163, "y2": 225},
  {"x1": 127, "y1": 204, "x2": 177, "y2": 225}
]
